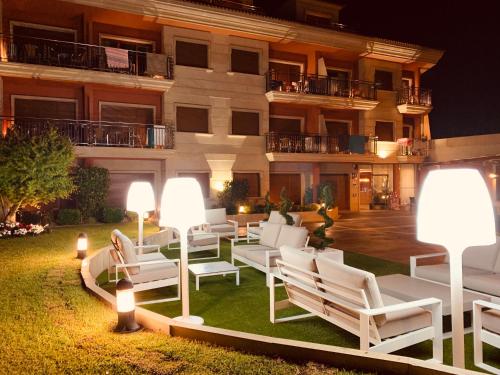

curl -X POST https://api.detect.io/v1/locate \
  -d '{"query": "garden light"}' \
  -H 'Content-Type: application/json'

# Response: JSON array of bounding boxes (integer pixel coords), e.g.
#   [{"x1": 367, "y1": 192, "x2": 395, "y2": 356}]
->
[
  {"x1": 417, "y1": 168, "x2": 495, "y2": 368},
  {"x1": 115, "y1": 278, "x2": 141, "y2": 333},
  {"x1": 127, "y1": 181, "x2": 155, "y2": 246},
  {"x1": 76, "y1": 232, "x2": 88, "y2": 259},
  {"x1": 160, "y1": 178, "x2": 206, "y2": 325}
]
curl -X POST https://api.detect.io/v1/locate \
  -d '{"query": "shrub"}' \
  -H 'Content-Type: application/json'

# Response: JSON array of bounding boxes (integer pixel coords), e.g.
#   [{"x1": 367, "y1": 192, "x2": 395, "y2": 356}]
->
[
  {"x1": 56, "y1": 209, "x2": 81, "y2": 225},
  {"x1": 74, "y1": 167, "x2": 109, "y2": 220},
  {"x1": 278, "y1": 187, "x2": 294, "y2": 225},
  {"x1": 217, "y1": 179, "x2": 249, "y2": 214},
  {"x1": 312, "y1": 184, "x2": 335, "y2": 249},
  {"x1": 99, "y1": 207, "x2": 125, "y2": 223}
]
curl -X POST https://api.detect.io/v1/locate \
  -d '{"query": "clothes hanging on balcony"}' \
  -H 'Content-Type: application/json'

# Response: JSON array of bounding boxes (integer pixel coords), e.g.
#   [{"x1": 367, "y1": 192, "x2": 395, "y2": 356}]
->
[
  {"x1": 104, "y1": 47, "x2": 129, "y2": 69},
  {"x1": 145, "y1": 53, "x2": 166, "y2": 76},
  {"x1": 349, "y1": 135, "x2": 366, "y2": 154}
]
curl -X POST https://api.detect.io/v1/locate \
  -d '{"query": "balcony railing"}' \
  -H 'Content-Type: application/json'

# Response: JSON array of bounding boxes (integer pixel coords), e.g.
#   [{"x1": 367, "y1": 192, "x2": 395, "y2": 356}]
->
[
  {"x1": 183, "y1": 0, "x2": 264, "y2": 14},
  {"x1": 266, "y1": 132, "x2": 376, "y2": 155},
  {"x1": 0, "y1": 34, "x2": 174, "y2": 79},
  {"x1": 266, "y1": 71, "x2": 377, "y2": 100},
  {"x1": 396, "y1": 87, "x2": 432, "y2": 106},
  {"x1": 2, "y1": 117, "x2": 175, "y2": 149}
]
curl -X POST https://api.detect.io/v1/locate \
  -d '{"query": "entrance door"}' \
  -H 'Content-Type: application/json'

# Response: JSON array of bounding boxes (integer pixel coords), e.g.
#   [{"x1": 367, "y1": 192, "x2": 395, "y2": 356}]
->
[
  {"x1": 359, "y1": 172, "x2": 372, "y2": 206},
  {"x1": 319, "y1": 174, "x2": 349, "y2": 210},
  {"x1": 270, "y1": 174, "x2": 301, "y2": 205}
]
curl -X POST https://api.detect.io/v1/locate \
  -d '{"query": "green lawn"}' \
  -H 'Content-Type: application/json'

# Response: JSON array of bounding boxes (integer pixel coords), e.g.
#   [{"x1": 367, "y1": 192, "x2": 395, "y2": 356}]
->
[
  {"x1": 101, "y1": 239, "x2": 499, "y2": 372},
  {"x1": 0, "y1": 223, "x2": 367, "y2": 374}
]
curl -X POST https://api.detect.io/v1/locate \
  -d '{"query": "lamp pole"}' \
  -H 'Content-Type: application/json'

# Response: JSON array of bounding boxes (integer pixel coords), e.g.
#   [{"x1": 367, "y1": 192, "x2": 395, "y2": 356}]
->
[
  {"x1": 179, "y1": 228, "x2": 190, "y2": 320},
  {"x1": 448, "y1": 250, "x2": 465, "y2": 368},
  {"x1": 137, "y1": 210, "x2": 144, "y2": 247}
]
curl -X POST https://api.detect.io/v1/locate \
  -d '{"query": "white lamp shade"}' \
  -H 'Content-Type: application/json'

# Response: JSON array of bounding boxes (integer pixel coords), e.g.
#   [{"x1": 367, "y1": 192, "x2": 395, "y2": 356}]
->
[
  {"x1": 159, "y1": 178, "x2": 206, "y2": 230},
  {"x1": 126, "y1": 182, "x2": 155, "y2": 213},
  {"x1": 417, "y1": 169, "x2": 496, "y2": 251},
  {"x1": 116, "y1": 288, "x2": 135, "y2": 313}
]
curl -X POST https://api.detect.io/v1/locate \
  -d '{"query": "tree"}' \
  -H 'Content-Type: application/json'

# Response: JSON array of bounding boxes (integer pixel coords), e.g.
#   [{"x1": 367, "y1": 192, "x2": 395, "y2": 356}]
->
[
  {"x1": 74, "y1": 167, "x2": 109, "y2": 220},
  {"x1": 0, "y1": 129, "x2": 75, "y2": 223},
  {"x1": 217, "y1": 179, "x2": 249, "y2": 214},
  {"x1": 278, "y1": 187, "x2": 294, "y2": 225}
]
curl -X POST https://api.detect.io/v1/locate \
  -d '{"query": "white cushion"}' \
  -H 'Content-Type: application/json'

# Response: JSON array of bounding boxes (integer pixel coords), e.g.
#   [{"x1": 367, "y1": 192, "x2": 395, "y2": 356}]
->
[
  {"x1": 463, "y1": 237, "x2": 500, "y2": 272},
  {"x1": 415, "y1": 264, "x2": 488, "y2": 285},
  {"x1": 492, "y1": 237, "x2": 500, "y2": 273},
  {"x1": 280, "y1": 245, "x2": 318, "y2": 287},
  {"x1": 114, "y1": 230, "x2": 140, "y2": 275},
  {"x1": 463, "y1": 273, "x2": 500, "y2": 296},
  {"x1": 130, "y1": 262, "x2": 178, "y2": 284},
  {"x1": 247, "y1": 227, "x2": 263, "y2": 236},
  {"x1": 210, "y1": 223, "x2": 235, "y2": 234},
  {"x1": 245, "y1": 250, "x2": 280, "y2": 267},
  {"x1": 275, "y1": 225, "x2": 308, "y2": 249},
  {"x1": 268, "y1": 210, "x2": 286, "y2": 224},
  {"x1": 259, "y1": 223, "x2": 282, "y2": 248},
  {"x1": 205, "y1": 208, "x2": 227, "y2": 225},
  {"x1": 289, "y1": 212, "x2": 302, "y2": 226},
  {"x1": 483, "y1": 308, "x2": 500, "y2": 334}
]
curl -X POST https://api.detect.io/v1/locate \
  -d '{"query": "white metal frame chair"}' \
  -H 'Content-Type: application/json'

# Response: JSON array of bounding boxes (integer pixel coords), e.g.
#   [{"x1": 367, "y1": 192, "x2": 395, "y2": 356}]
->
[
  {"x1": 204, "y1": 208, "x2": 239, "y2": 239},
  {"x1": 167, "y1": 228, "x2": 220, "y2": 261},
  {"x1": 270, "y1": 254, "x2": 443, "y2": 360},
  {"x1": 473, "y1": 300, "x2": 500, "y2": 374},
  {"x1": 110, "y1": 230, "x2": 180, "y2": 305}
]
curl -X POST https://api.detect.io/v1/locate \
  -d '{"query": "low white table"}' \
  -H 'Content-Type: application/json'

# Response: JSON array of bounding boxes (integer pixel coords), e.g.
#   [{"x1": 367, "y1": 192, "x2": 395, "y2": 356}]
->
[{"x1": 188, "y1": 261, "x2": 240, "y2": 291}]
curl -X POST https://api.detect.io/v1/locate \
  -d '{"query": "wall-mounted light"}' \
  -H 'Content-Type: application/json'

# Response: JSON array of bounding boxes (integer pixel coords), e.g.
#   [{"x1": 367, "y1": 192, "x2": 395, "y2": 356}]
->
[
  {"x1": 115, "y1": 278, "x2": 142, "y2": 333},
  {"x1": 213, "y1": 181, "x2": 225, "y2": 192},
  {"x1": 76, "y1": 232, "x2": 88, "y2": 259},
  {"x1": 488, "y1": 173, "x2": 498, "y2": 179}
]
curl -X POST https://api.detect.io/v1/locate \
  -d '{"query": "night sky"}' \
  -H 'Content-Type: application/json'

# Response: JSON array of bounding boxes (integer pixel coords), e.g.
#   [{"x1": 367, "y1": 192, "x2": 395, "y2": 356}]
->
[{"x1": 339, "y1": 0, "x2": 500, "y2": 138}]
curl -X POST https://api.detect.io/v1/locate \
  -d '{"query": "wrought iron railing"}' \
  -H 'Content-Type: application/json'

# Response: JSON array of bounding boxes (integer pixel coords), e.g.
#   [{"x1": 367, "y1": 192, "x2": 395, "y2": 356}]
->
[
  {"x1": 266, "y1": 132, "x2": 376, "y2": 154},
  {"x1": 266, "y1": 71, "x2": 377, "y2": 100},
  {"x1": 2, "y1": 117, "x2": 175, "y2": 149},
  {"x1": 0, "y1": 34, "x2": 174, "y2": 79},
  {"x1": 397, "y1": 137, "x2": 429, "y2": 157},
  {"x1": 396, "y1": 87, "x2": 432, "y2": 106},
  {"x1": 183, "y1": 0, "x2": 264, "y2": 14}
]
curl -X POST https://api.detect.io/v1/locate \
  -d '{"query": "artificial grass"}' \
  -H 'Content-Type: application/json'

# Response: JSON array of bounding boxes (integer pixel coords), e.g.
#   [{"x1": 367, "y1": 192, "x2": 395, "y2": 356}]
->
[
  {"x1": 102, "y1": 239, "x2": 499, "y2": 373},
  {"x1": 0, "y1": 223, "x2": 367, "y2": 375}
]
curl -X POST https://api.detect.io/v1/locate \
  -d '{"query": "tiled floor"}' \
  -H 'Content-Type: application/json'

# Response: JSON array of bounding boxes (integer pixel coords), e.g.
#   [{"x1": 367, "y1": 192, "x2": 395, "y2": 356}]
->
[{"x1": 306, "y1": 209, "x2": 445, "y2": 265}]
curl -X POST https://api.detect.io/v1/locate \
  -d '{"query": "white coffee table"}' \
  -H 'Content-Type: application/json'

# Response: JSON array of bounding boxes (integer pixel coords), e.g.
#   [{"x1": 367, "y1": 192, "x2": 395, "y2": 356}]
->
[{"x1": 188, "y1": 261, "x2": 240, "y2": 291}]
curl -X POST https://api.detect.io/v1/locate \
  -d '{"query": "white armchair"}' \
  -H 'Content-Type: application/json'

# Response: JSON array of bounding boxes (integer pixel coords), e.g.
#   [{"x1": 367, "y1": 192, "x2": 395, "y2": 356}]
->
[
  {"x1": 246, "y1": 211, "x2": 302, "y2": 242},
  {"x1": 204, "y1": 208, "x2": 238, "y2": 239},
  {"x1": 473, "y1": 300, "x2": 500, "y2": 374}
]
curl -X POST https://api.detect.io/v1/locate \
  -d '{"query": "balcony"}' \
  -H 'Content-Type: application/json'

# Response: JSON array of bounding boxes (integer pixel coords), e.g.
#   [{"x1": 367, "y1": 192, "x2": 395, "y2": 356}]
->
[
  {"x1": 265, "y1": 132, "x2": 381, "y2": 163},
  {"x1": 396, "y1": 87, "x2": 432, "y2": 114},
  {"x1": 0, "y1": 34, "x2": 174, "y2": 91},
  {"x1": 265, "y1": 71, "x2": 379, "y2": 110},
  {"x1": 3, "y1": 117, "x2": 175, "y2": 151}
]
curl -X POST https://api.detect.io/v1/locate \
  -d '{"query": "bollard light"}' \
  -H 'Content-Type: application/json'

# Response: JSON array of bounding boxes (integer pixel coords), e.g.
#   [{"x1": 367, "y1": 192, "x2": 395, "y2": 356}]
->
[
  {"x1": 115, "y1": 278, "x2": 142, "y2": 333},
  {"x1": 76, "y1": 232, "x2": 88, "y2": 259}
]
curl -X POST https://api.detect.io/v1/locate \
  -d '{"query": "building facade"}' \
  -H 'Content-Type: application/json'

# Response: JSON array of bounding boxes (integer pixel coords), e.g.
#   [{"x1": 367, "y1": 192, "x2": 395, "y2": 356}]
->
[{"x1": 0, "y1": 0, "x2": 443, "y2": 211}]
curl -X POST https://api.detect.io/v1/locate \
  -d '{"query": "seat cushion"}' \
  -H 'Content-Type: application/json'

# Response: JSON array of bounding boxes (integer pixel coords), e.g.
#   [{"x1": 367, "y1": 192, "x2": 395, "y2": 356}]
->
[
  {"x1": 247, "y1": 227, "x2": 263, "y2": 236},
  {"x1": 245, "y1": 250, "x2": 279, "y2": 267},
  {"x1": 205, "y1": 208, "x2": 227, "y2": 225},
  {"x1": 138, "y1": 253, "x2": 166, "y2": 262},
  {"x1": 414, "y1": 264, "x2": 488, "y2": 285},
  {"x1": 464, "y1": 273, "x2": 500, "y2": 297},
  {"x1": 189, "y1": 233, "x2": 218, "y2": 247},
  {"x1": 114, "y1": 230, "x2": 140, "y2": 275},
  {"x1": 275, "y1": 225, "x2": 308, "y2": 249},
  {"x1": 232, "y1": 244, "x2": 273, "y2": 258},
  {"x1": 463, "y1": 237, "x2": 500, "y2": 272},
  {"x1": 377, "y1": 294, "x2": 432, "y2": 339},
  {"x1": 130, "y1": 262, "x2": 178, "y2": 284},
  {"x1": 210, "y1": 224, "x2": 235, "y2": 234},
  {"x1": 259, "y1": 223, "x2": 282, "y2": 248},
  {"x1": 315, "y1": 257, "x2": 386, "y2": 326},
  {"x1": 482, "y1": 308, "x2": 500, "y2": 334},
  {"x1": 268, "y1": 210, "x2": 286, "y2": 224}
]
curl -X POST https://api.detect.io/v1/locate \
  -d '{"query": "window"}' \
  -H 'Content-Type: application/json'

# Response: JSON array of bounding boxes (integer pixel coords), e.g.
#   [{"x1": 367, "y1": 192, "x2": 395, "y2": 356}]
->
[
  {"x1": 375, "y1": 70, "x2": 393, "y2": 91},
  {"x1": 178, "y1": 172, "x2": 210, "y2": 198},
  {"x1": 270, "y1": 174, "x2": 301, "y2": 204},
  {"x1": 12, "y1": 23, "x2": 76, "y2": 42},
  {"x1": 232, "y1": 111, "x2": 259, "y2": 135},
  {"x1": 100, "y1": 36, "x2": 154, "y2": 53},
  {"x1": 176, "y1": 106, "x2": 209, "y2": 133},
  {"x1": 175, "y1": 40, "x2": 208, "y2": 68},
  {"x1": 402, "y1": 116, "x2": 415, "y2": 138},
  {"x1": 269, "y1": 61, "x2": 301, "y2": 83},
  {"x1": 269, "y1": 117, "x2": 302, "y2": 134},
  {"x1": 14, "y1": 97, "x2": 77, "y2": 119},
  {"x1": 375, "y1": 121, "x2": 394, "y2": 141},
  {"x1": 100, "y1": 103, "x2": 154, "y2": 124},
  {"x1": 233, "y1": 173, "x2": 260, "y2": 197},
  {"x1": 325, "y1": 120, "x2": 349, "y2": 151},
  {"x1": 305, "y1": 13, "x2": 332, "y2": 28},
  {"x1": 231, "y1": 49, "x2": 259, "y2": 75}
]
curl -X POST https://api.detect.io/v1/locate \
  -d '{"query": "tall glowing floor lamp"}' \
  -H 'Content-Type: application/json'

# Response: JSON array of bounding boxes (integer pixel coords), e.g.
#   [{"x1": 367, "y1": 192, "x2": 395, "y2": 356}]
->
[
  {"x1": 127, "y1": 181, "x2": 155, "y2": 247},
  {"x1": 417, "y1": 168, "x2": 496, "y2": 368},
  {"x1": 160, "y1": 177, "x2": 206, "y2": 325}
]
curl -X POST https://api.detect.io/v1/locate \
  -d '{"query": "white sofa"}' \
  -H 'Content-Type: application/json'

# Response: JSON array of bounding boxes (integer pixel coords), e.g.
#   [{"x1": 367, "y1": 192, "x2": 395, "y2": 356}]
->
[
  {"x1": 204, "y1": 208, "x2": 239, "y2": 239},
  {"x1": 473, "y1": 300, "x2": 500, "y2": 374},
  {"x1": 410, "y1": 236, "x2": 500, "y2": 297},
  {"x1": 231, "y1": 222, "x2": 309, "y2": 285},
  {"x1": 246, "y1": 210, "x2": 302, "y2": 242},
  {"x1": 271, "y1": 246, "x2": 443, "y2": 360}
]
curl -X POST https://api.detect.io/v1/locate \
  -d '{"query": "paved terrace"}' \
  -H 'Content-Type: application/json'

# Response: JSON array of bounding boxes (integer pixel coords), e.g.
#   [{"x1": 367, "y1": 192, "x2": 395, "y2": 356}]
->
[{"x1": 309, "y1": 210, "x2": 445, "y2": 264}]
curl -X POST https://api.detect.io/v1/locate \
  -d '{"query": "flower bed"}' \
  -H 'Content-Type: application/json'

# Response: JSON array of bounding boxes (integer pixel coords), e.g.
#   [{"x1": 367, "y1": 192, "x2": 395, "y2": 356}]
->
[{"x1": 0, "y1": 222, "x2": 48, "y2": 238}]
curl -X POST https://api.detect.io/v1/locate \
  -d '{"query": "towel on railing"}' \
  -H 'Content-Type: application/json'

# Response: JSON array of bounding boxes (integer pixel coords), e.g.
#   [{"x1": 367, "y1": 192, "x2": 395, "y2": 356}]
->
[
  {"x1": 349, "y1": 135, "x2": 366, "y2": 154},
  {"x1": 104, "y1": 47, "x2": 129, "y2": 69},
  {"x1": 145, "y1": 53, "x2": 166, "y2": 76}
]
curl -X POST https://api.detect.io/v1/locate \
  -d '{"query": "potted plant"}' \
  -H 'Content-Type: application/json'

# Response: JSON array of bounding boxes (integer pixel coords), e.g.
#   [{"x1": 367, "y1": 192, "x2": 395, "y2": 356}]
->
[
  {"x1": 278, "y1": 187, "x2": 294, "y2": 225},
  {"x1": 311, "y1": 184, "x2": 335, "y2": 251}
]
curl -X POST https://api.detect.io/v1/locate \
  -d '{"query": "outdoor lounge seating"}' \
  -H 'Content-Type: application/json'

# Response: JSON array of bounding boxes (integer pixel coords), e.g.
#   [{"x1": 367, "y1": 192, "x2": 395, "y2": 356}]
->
[
  {"x1": 270, "y1": 246, "x2": 443, "y2": 360},
  {"x1": 246, "y1": 210, "x2": 302, "y2": 242},
  {"x1": 473, "y1": 300, "x2": 500, "y2": 374},
  {"x1": 109, "y1": 229, "x2": 180, "y2": 305},
  {"x1": 167, "y1": 228, "x2": 220, "y2": 260},
  {"x1": 410, "y1": 236, "x2": 500, "y2": 297},
  {"x1": 204, "y1": 208, "x2": 238, "y2": 239},
  {"x1": 231, "y1": 223, "x2": 309, "y2": 285}
]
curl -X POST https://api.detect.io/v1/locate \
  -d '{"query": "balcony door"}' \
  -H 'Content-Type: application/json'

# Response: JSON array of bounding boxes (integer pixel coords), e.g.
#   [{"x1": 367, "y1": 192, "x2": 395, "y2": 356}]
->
[
  {"x1": 325, "y1": 120, "x2": 350, "y2": 151},
  {"x1": 13, "y1": 96, "x2": 77, "y2": 120}
]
